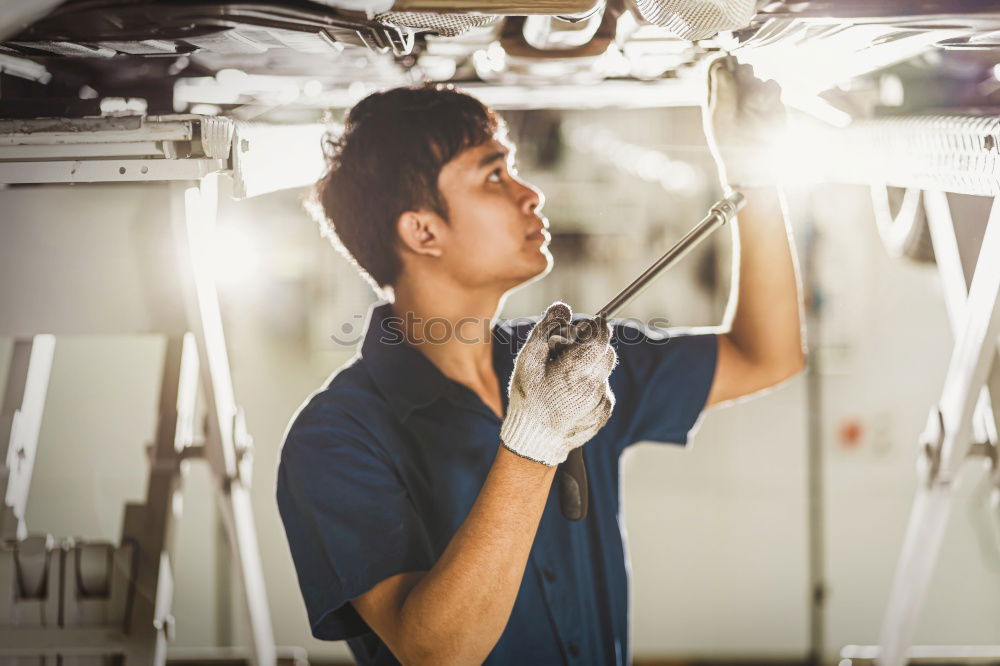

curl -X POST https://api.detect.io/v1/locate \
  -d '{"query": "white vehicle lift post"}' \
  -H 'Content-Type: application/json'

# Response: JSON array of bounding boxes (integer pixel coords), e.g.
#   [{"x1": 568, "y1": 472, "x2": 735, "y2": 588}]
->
[
  {"x1": 0, "y1": 114, "x2": 321, "y2": 666},
  {"x1": 792, "y1": 114, "x2": 1000, "y2": 665},
  {"x1": 0, "y1": 335, "x2": 55, "y2": 544},
  {"x1": 874, "y1": 193, "x2": 1000, "y2": 666},
  {"x1": 170, "y1": 174, "x2": 276, "y2": 666}
]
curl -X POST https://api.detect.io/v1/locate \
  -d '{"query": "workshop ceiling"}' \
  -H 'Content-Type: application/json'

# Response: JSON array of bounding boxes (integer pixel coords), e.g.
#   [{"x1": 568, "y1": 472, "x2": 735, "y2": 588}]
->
[{"x1": 1, "y1": 0, "x2": 1000, "y2": 116}]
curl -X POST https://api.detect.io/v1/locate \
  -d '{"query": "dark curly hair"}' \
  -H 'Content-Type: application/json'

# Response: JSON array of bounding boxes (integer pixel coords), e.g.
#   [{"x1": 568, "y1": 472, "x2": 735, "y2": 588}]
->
[{"x1": 309, "y1": 84, "x2": 503, "y2": 297}]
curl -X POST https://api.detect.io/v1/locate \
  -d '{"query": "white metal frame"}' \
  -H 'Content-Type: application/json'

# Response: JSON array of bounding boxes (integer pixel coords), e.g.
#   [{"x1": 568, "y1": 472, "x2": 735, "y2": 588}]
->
[
  {"x1": 0, "y1": 335, "x2": 55, "y2": 542},
  {"x1": 796, "y1": 113, "x2": 1000, "y2": 665},
  {"x1": 874, "y1": 191, "x2": 1000, "y2": 666},
  {"x1": 0, "y1": 115, "x2": 289, "y2": 665},
  {"x1": 171, "y1": 177, "x2": 277, "y2": 665}
]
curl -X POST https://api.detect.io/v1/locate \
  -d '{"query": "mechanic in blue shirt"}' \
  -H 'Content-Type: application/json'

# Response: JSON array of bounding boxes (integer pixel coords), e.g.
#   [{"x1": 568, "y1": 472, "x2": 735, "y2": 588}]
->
[{"x1": 277, "y1": 61, "x2": 805, "y2": 666}]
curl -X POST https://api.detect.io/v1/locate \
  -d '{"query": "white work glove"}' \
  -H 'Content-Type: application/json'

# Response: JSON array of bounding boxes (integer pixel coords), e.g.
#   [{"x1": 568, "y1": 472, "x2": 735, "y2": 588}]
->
[
  {"x1": 703, "y1": 55, "x2": 787, "y2": 190},
  {"x1": 500, "y1": 302, "x2": 617, "y2": 466}
]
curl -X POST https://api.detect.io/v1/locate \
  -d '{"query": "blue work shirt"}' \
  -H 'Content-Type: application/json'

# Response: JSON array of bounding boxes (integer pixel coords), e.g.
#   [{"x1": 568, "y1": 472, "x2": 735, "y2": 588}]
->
[{"x1": 276, "y1": 300, "x2": 717, "y2": 665}]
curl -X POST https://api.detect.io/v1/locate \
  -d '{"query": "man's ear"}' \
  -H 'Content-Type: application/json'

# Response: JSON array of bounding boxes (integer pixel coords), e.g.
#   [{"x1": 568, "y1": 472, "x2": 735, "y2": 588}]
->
[{"x1": 396, "y1": 210, "x2": 445, "y2": 258}]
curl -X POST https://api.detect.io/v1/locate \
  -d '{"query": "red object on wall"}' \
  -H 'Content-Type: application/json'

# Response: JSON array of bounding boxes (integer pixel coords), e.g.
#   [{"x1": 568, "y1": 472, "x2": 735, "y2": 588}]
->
[{"x1": 837, "y1": 418, "x2": 864, "y2": 449}]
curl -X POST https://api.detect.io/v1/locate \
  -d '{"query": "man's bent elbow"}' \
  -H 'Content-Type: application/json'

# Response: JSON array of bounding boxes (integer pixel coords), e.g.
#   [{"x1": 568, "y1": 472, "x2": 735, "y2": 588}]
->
[
  {"x1": 751, "y1": 349, "x2": 806, "y2": 392},
  {"x1": 389, "y1": 573, "x2": 510, "y2": 665},
  {"x1": 397, "y1": 608, "x2": 502, "y2": 666},
  {"x1": 772, "y1": 348, "x2": 807, "y2": 385},
  {"x1": 400, "y1": 632, "x2": 496, "y2": 666}
]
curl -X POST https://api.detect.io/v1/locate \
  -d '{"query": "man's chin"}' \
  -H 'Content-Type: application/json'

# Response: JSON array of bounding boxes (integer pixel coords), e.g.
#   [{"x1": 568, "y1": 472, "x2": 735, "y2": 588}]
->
[{"x1": 510, "y1": 252, "x2": 553, "y2": 290}]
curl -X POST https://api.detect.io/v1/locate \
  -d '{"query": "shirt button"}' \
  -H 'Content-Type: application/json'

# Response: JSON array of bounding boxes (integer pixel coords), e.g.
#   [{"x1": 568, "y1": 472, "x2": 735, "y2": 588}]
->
[
  {"x1": 568, "y1": 642, "x2": 580, "y2": 657},
  {"x1": 543, "y1": 568, "x2": 556, "y2": 583}
]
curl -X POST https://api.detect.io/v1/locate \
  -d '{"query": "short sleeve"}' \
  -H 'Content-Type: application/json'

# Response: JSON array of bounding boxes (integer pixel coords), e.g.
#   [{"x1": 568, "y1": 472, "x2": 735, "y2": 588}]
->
[
  {"x1": 276, "y1": 406, "x2": 434, "y2": 641},
  {"x1": 606, "y1": 320, "x2": 718, "y2": 453}
]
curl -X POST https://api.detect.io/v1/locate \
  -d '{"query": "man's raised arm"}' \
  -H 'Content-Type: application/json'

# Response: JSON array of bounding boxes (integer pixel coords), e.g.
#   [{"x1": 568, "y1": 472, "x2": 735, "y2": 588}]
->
[{"x1": 702, "y1": 57, "x2": 806, "y2": 407}]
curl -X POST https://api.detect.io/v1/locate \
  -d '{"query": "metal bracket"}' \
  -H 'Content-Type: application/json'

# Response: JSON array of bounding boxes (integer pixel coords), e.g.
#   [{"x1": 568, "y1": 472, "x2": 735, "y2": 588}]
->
[
  {"x1": 233, "y1": 407, "x2": 254, "y2": 487},
  {"x1": 0, "y1": 115, "x2": 233, "y2": 185},
  {"x1": 356, "y1": 23, "x2": 414, "y2": 55},
  {"x1": 917, "y1": 407, "x2": 945, "y2": 489}
]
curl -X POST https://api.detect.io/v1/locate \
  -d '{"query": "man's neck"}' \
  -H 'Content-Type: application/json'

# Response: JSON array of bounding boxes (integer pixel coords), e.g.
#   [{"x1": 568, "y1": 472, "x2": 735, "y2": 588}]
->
[{"x1": 390, "y1": 279, "x2": 506, "y2": 393}]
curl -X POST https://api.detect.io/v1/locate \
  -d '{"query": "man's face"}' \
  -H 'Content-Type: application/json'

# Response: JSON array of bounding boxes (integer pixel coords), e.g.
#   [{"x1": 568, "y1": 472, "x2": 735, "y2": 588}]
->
[{"x1": 433, "y1": 137, "x2": 552, "y2": 292}]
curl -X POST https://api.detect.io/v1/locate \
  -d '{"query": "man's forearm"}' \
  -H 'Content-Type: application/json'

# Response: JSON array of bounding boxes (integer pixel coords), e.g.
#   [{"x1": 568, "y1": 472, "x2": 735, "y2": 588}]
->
[
  {"x1": 398, "y1": 445, "x2": 556, "y2": 664},
  {"x1": 724, "y1": 185, "x2": 805, "y2": 377}
]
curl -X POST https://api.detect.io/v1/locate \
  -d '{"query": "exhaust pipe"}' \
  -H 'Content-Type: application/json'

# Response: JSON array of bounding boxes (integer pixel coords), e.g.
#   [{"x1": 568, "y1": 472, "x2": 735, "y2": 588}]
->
[{"x1": 389, "y1": 0, "x2": 601, "y2": 15}]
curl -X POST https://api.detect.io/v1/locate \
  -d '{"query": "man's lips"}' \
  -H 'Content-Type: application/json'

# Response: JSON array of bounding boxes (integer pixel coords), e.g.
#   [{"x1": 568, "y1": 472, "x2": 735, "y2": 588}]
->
[{"x1": 526, "y1": 228, "x2": 550, "y2": 242}]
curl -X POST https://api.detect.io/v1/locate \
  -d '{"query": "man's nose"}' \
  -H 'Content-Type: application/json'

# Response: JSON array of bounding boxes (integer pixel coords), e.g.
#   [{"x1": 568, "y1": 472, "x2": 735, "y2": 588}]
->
[{"x1": 519, "y1": 179, "x2": 544, "y2": 214}]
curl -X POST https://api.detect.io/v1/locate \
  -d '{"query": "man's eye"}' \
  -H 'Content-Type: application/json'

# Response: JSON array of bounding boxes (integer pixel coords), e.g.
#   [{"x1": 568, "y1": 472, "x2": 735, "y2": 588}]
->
[{"x1": 487, "y1": 168, "x2": 502, "y2": 183}]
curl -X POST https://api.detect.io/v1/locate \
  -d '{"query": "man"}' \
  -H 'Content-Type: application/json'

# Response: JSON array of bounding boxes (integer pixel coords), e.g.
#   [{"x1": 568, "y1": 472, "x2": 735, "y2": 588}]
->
[{"x1": 277, "y1": 59, "x2": 804, "y2": 665}]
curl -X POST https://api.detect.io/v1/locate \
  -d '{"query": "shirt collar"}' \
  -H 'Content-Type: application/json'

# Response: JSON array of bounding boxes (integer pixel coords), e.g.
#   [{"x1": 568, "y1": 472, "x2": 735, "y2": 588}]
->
[{"x1": 359, "y1": 300, "x2": 524, "y2": 422}]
